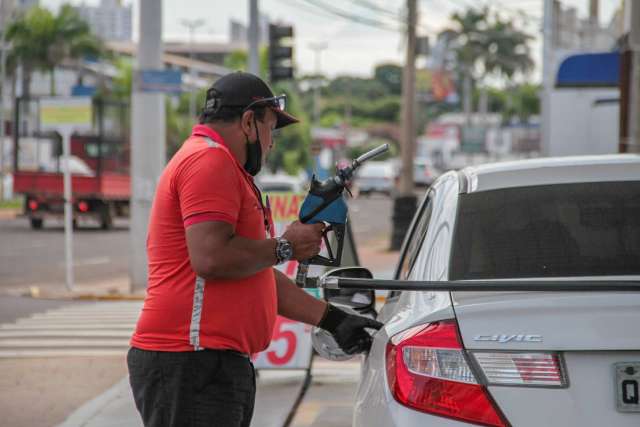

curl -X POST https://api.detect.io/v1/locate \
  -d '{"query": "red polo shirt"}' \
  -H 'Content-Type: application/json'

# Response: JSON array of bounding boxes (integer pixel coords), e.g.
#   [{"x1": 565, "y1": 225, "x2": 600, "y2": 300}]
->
[{"x1": 130, "y1": 125, "x2": 277, "y2": 354}]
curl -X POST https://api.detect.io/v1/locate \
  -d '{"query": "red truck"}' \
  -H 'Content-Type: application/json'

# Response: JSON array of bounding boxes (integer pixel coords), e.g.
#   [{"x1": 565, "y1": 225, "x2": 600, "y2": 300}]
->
[{"x1": 13, "y1": 98, "x2": 131, "y2": 229}]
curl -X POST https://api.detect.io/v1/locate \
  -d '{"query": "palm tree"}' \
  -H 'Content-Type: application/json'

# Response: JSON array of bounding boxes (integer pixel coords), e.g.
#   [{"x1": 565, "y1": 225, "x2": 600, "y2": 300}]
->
[
  {"x1": 7, "y1": 5, "x2": 102, "y2": 97},
  {"x1": 449, "y1": 7, "x2": 533, "y2": 125}
]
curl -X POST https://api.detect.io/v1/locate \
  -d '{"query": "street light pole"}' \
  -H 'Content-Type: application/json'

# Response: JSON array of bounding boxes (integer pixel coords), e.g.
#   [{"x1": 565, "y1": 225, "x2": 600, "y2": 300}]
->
[
  {"x1": 181, "y1": 19, "x2": 204, "y2": 119},
  {"x1": 248, "y1": 0, "x2": 260, "y2": 75},
  {"x1": 0, "y1": 21, "x2": 8, "y2": 201},
  {"x1": 308, "y1": 41, "x2": 327, "y2": 124},
  {"x1": 130, "y1": 0, "x2": 166, "y2": 292}
]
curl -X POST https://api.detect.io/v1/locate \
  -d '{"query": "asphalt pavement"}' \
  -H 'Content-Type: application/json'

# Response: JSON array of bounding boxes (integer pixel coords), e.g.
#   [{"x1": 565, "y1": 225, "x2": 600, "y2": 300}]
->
[
  {"x1": 0, "y1": 194, "x2": 393, "y2": 296},
  {"x1": 0, "y1": 193, "x2": 400, "y2": 427}
]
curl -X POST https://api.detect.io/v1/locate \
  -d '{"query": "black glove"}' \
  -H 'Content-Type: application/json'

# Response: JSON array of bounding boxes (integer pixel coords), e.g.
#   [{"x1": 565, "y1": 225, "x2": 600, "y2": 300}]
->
[{"x1": 318, "y1": 304, "x2": 384, "y2": 355}]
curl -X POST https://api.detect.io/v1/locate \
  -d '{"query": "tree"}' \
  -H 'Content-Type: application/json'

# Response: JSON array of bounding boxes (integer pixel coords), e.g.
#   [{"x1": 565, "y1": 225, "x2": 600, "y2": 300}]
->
[
  {"x1": 448, "y1": 7, "x2": 533, "y2": 123},
  {"x1": 374, "y1": 63, "x2": 402, "y2": 96},
  {"x1": 6, "y1": 5, "x2": 102, "y2": 97},
  {"x1": 223, "y1": 47, "x2": 269, "y2": 79},
  {"x1": 265, "y1": 82, "x2": 311, "y2": 174}
]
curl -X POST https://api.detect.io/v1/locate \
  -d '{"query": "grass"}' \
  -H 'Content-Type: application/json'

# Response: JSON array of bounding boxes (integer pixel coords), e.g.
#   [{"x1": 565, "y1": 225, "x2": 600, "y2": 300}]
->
[{"x1": 0, "y1": 197, "x2": 23, "y2": 210}]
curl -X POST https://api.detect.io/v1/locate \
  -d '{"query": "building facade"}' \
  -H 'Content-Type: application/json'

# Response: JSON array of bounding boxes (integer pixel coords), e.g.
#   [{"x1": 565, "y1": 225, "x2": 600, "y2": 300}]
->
[{"x1": 76, "y1": 0, "x2": 132, "y2": 42}]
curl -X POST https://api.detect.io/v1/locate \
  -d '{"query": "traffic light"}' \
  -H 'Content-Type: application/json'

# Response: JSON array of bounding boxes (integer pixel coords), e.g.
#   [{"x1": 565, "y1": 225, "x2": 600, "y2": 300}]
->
[{"x1": 269, "y1": 24, "x2": 294, "y2": 83}]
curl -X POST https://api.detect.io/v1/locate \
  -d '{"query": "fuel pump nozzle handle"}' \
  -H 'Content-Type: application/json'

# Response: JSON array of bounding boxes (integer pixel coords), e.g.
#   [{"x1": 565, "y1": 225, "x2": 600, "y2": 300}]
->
[{"x1": 295, "y1": 143, "x2": 389, "y2": 288}]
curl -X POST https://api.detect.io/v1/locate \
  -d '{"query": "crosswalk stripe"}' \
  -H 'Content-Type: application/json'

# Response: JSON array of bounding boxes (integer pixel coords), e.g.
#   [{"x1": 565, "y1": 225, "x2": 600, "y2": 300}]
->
[
  {"x1": 0, "y1": 330, "x2": 133, "y2": 338},
  {"x1": 0, "y1": 324, "x2": 135, "y2": 330},
  {"x1": 0, "y1": 301, "x2": 142, "y2": 358}
]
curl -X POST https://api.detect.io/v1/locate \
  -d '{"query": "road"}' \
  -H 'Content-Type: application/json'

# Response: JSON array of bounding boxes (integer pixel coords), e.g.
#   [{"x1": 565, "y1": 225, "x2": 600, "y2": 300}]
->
[
  {"x1": 0, "y1": 195, "x2": 395, "y2": 294},
  {"x1": 0, "y1": 218, "x2": 130, "y2": 294}
]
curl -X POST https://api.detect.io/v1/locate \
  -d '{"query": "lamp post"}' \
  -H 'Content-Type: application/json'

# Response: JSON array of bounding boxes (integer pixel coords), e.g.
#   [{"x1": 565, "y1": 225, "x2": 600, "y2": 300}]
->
[
  {"x1": 0, "y1": 8, "x2": 13, "y2": 201},
  {"x1": 308, "y1": 41, "x2": 327, "y2": 125},
  {"x1": 181, "y1": 18, "x2": 205, "y2": 119}
]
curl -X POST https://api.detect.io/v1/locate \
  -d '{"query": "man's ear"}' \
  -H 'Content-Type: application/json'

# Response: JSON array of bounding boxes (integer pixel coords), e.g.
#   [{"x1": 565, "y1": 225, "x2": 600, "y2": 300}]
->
[{"x1": 240, "y1": 110, "x2": 255, "y2": 136}]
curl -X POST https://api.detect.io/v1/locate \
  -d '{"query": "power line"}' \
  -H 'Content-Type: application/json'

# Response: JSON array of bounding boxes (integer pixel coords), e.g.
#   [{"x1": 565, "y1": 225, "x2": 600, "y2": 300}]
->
[
  {"x1": 350, "y1": 0, "x2": 402, "y2": 19},
  {"x1": 297, "y1": 0, "x2": 401, "y2": 32}
]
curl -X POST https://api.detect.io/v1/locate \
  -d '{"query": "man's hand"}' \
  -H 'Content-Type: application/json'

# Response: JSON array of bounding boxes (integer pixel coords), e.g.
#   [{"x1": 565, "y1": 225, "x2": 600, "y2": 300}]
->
[
  {"x1": 282, "y1": 221, "x2": 324, "y2": 261},
  {"x1": 318, "y1": 304, "x2": 384, "y2": 355}
]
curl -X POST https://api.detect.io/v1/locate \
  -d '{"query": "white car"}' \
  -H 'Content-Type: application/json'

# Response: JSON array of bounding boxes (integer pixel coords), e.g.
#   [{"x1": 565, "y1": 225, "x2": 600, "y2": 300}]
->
[
  {"x1": 256, "y1": 173, "x2": 306, "y2": 193},
  {"x1": 356, "y1": 160, "x2": 397, "y2": 196},
  {"x1": 322, "y1": 155, "x2": 640, "y2": 427},
  {"x1": 413, "y1": 157, "x2": 440, "y2": 187}
]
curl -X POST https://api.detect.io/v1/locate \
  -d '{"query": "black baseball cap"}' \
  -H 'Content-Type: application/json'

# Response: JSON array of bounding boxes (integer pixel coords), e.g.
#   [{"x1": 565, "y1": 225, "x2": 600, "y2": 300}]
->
[{"x1": 202, "y1": 71, "x2": 299, "y2": 129}]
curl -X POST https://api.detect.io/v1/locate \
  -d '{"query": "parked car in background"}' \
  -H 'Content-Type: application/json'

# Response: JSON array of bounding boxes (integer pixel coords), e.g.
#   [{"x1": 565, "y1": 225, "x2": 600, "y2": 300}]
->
[
  {"x1": 355, "y1": 160, "x2": 397, "y2": 196},
  {"x1": 256, "y1": 173, "x2": 306, "y2": 193},
  {"x1": 413, "y1": 157, "x2": 440, "y2": 187},
  {"x1": 321, "y1": 155, "x2": 640, "y2": 427}
]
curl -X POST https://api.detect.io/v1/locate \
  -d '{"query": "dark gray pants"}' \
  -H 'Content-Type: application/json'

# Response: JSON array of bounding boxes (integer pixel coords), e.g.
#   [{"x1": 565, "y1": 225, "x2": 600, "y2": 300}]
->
[{"x1": 127, "y1": 347, "x2": 256, "y2": 427}]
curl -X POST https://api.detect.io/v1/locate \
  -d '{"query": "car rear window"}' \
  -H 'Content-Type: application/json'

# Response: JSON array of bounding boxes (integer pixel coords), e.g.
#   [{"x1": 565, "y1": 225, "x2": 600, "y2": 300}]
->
[{"x1": 450, "y1": 181, "x2": 640, "y2": 280}]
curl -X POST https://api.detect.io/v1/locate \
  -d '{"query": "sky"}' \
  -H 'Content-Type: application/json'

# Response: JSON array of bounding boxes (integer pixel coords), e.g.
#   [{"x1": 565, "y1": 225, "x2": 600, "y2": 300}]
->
[{"x1": 42, "y1": 0, "x2": 621, "y2": 81}]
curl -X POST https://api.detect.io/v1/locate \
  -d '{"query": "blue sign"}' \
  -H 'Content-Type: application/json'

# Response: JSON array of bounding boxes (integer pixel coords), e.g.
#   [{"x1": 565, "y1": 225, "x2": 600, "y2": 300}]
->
[
  {"x1": 139, "y1": 70, "x2": 183, "y2": 94},
  {"x1": 556, "y1": 51, "x2": 620, "y2": 88},
  {"x1": 71, "y1": 85, "x2": 97, "y2": 97}
]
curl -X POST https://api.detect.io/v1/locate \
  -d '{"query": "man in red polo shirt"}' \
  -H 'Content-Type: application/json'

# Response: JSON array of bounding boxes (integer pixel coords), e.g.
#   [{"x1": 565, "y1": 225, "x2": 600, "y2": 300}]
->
[{"x1": 127, "y1": 72, "x2": 382, "y2": 427}]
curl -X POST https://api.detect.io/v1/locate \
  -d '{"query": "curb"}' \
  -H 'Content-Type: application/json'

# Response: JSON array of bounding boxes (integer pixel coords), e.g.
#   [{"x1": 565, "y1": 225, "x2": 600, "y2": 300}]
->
[
  {"x1": 0, "y1": 208, "x2": 20, "y2": 220},
  {"x1": 10, "y1": 286, "x2": 145, "y2": 302},
  {"x1": 56, "y1": 376, "x2": 132, "y2": 427}
]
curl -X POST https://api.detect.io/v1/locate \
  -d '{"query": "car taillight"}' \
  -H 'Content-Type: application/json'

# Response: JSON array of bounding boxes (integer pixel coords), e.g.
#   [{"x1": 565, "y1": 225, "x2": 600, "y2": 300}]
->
[
  {"x1": 386, "y1": 320, "x2": 509, "y2": 427},
  {"x1": 78, "y1": 201, "x2": 89, "y2": 212},
  {"x1": 473, "y1": 352, "x2": 566, "y2": 387},
  {"x1": 28, "y1": 200, "x2": 39, "y2": 211}
]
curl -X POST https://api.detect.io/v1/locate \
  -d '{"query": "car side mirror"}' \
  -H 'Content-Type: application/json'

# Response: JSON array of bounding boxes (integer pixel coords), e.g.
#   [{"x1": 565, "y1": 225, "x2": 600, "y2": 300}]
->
[{"x1": 321, "y1": 267, "x2": 376, "y2": 313}]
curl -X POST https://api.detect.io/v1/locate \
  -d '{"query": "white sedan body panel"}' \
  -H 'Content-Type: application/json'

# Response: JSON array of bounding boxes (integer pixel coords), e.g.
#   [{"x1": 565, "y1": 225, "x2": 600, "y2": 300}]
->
[
  {"x1": 489, "y1": 351, "x2": 640, "y2": 427},
  {"x1": 354, "y1": 172, "x2": 463, "y2": 426},
  {"x1": 352, "y1": 155, "x2": 640, "y2": 427}
]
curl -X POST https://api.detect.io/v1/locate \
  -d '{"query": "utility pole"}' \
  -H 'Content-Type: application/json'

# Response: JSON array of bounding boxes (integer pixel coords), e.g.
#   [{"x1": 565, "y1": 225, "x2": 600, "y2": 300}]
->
[
  {"x1": 541, "y1": 0, "x2": 554, "y2": 156},
  {"x1": 626, "y1": 0, "x2": 640, "y2": 153},
  {"x1": 308, "y1": 41, "x2": 327, "y2": 124},
  {"x1": 390, "y1": 0, "x2": 417, "y2": 250},
  {"x1": 248, "y1": 0, "x2": 260, "y2": 75},
  {"x1": 0, "y1": 18, "x2": 7, "y2": 201},
  {"x1": 130, "y1": 0, "x2": 166, "y2": 292},
  {"x1": 181, "y1": 18, "x2": 204, "y2": 119},
  {"x1": 588, "y1": 0, "x2": 599, "y2": 48}
]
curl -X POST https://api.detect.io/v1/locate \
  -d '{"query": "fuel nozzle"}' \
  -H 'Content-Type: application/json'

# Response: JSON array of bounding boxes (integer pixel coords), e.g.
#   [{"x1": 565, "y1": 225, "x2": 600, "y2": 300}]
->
[{"x1": 337, "y1": 143, "x2": 389, "y2": 185}]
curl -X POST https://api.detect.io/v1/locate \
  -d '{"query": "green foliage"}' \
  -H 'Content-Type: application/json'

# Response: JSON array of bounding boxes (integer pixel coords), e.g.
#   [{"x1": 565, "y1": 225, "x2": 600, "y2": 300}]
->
[
  {"x1": 322, "y1": 76, "x2": 389, "y2": 99},
  {"x1": 0, "y1": 197, "x2": 23, "y2": 210},
  {"x1": 449, "y1": 7, "x2": 533, "y2": 82},
  {"x1": 374, "y1": 63, "x2": 402, "y2": 95},
  {"x1": 508, "y1": 83, "x2": 540, "y2": 121},
  {"x1": 6, "y1": 5, "x2": 103, "y2": 96},
  {"x1": 111, "y1": 58, "x2": 133, "y2": 100},
  {"x1": 321, "y1": 96, "x2": 400, "y2": 123},
  {"x1": 265, "y1": 82, "x2": 311, "y2": 174},
  {"x1": 472, "y1": 83, "x2": 540, "y2": 122},
  {"x1": 222, "y1": 47, "x2": 269, "y2": 79}
]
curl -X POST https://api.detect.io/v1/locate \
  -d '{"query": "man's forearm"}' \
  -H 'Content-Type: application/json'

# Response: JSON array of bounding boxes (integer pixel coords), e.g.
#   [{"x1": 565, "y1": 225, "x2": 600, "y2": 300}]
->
[
  {"x1": 200, "y1": 234, "x2": 277, "y2": 280},
  {"x1": 274, "y1": 269, "x2": 327, "y2": 326}
]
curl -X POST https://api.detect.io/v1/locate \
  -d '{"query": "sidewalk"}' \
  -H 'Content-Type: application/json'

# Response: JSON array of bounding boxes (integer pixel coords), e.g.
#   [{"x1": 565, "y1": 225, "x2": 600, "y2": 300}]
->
[
  {"x1": 54, "y1": 238, "x2": 399, "y2": 427},
  {"x1": 56, "y1": 360, "x2": 362, "y2": 427}
]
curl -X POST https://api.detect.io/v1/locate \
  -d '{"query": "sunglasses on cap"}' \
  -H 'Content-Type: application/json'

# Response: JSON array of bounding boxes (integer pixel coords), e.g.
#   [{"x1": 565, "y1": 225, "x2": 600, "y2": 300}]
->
[{"x1": 243, "y1": 94, "x2": 287, "y2": 112}]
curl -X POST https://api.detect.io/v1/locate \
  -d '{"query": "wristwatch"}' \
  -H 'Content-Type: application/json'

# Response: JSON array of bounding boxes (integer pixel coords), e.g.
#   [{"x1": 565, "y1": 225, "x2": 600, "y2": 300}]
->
[{"x1": 274, "y1": 237, "x2": 294, "y2": 265}]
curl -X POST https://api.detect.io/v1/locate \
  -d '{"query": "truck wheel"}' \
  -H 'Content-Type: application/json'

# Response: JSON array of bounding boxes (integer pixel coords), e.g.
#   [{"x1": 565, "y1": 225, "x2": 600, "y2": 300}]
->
[
  {"x1": 99, "y1": 205, "x2": 113, "y2": 230},
  {"x1": 30, "y1": 218, "x2": 43, "y2": 229}
]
